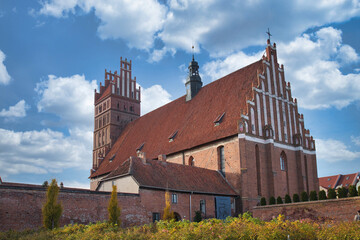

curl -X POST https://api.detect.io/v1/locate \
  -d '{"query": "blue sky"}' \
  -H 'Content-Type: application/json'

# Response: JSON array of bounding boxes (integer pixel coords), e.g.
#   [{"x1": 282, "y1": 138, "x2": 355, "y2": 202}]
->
[{"x1": 0, "y1": 0, "x2": 359, "y2": 189}]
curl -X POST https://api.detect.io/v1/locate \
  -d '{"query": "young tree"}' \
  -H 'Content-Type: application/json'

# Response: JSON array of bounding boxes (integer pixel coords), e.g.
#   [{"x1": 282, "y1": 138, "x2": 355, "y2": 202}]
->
[
  {"x1": 300, "y1": 191, "x2": 308, "y2": 202},
  {"x1": 162, "y1": 191, "x2": 175, "y2": 220},
  {"x1": 284, "y1": 194, "x2": 291, "y2": 204},
  {"x1": 318, "y1": 190, "x2": 327, "y2": 200},
  {"x1": 108, "y1": 185, "x2": 121, "y2": 225},
  {"x1": 269, "y1": 196, "x2": 276, "y2": 205},
  {"x1": 42, "y1": 179, "x2": 62, "y2": 230},
  {"x1": 293, "y1": 193, "x2": 300, "y2": 203},
  {"x1": 42, "y1": 181, "x2": 49, "y2": 187},
  {"x1": 276, "y1": 196, "x2": 283, "y2": 204},
  {"x1": 358, "y1": 186, "x2": 360, "y2": 196},
  {"x1": 327, "y1": 188, "x2": 337, "y2": 199},
  {"x1": 309, "y1": 191, "x2": 318, "y2": 201},
  {"x1": 260, "y1": 197, "x2": 267, "y2": 206},
  {"x1": 348, "y1": 185, "x2": 358, "y2": 197}
]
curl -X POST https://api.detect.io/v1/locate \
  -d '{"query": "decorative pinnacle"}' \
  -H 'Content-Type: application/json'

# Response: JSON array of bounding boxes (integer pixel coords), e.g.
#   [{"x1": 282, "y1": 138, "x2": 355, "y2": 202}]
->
[{"x1": 192, "y1": 45, "x2": 194, "y2": 61}]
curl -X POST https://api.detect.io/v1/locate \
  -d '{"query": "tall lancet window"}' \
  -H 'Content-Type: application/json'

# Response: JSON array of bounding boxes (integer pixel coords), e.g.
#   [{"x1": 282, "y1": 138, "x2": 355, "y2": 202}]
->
[
  {"x1": 218, "y1": 146, "x2": 225, "y2": 176},
  {"x1": 280, "y1": 152, "x2": 287, "y2": 171}
]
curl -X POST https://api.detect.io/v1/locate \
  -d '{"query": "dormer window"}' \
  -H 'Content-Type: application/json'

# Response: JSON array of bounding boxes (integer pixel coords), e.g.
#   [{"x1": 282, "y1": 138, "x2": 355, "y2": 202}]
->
[
  {"x1": 168, "y1": 130, "x2": 178, "y2": 142},
  {"x1": 136, "y1": 142, "x2": 145, "y2": 153},
  {"x1": 346, "y1": 176, "x2": 350, "y2": 180},
  {"x1": 109, "y1": 154, "x2": 116, "y2": 162},
  {"x1": 214, "y1": 112, "x2": 225, "y2": 126}
]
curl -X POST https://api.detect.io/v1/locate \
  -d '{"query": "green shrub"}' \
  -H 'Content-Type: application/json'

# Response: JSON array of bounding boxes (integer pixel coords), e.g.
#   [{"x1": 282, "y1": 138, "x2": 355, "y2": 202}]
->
[
  {"x1": 337, "y1": 187, "x2": 348, "y2": 198},
  {"x1": 108, "y1": 185, "x2": 121, "y2": 225},
  {"x1": 318, "y1": 190, "x2": 327, "y2": 200},
  {"x1": 348, "y1": 185, "x2": 357, "y2": 197},
  {"x1": 269, "y1": 196, "x2": 276, "y2": 205},
  {"x1": 42, "y1": 179, "x2": 62, "y2": 230},
  {"x1": 193, "y1": 211, "x2": 202, "y2": 222},
  {"x1": 327, "y1": 188, "x2": 336, "y2": 199},
  {"x1": 260, "y1": 197, "x2": 266, "y2": 206},
  {"x1": 284, "y1": 194, "x2": 291, "y2": 203},
  {"x1": 300, "y1": 191, "x2": 308, "y2": 202},
  {"x1": 309, "y1": 191, "x2": 318, "y2": 201},
  {"x1": 293, "y1": 193, "x2": 300, "y2": 202},
  {"x1": 358, "y1": 186, "x2": 360, "y2": 196},
  {"x1": 276, "y1": 196, "x2": 283, "y2": 204}
]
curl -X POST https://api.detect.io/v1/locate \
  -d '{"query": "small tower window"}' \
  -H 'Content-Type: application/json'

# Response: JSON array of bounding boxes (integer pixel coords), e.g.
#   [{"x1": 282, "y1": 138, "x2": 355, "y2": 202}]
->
[
  {"x1": 218, "y1": 146, "x2": 225, "y2": 176},
  {"x1": 280, "y1": 152, "x2": 287, "y2": 171},
  {"x1": 188, "y1": 156, "x2": 195, "y2": 166}
]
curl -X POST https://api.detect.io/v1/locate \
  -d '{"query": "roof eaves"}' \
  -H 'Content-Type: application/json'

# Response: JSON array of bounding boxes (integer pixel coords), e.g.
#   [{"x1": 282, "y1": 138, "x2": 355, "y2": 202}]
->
[{"x1": 139, "y1": 185, "x2": 238, "y2": 196}]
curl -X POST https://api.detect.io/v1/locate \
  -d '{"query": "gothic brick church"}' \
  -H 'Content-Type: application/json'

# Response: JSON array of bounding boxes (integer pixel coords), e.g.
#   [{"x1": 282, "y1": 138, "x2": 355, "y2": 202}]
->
[{"x1": 89, "y1": 38, "x2": 318, "y2": 220}]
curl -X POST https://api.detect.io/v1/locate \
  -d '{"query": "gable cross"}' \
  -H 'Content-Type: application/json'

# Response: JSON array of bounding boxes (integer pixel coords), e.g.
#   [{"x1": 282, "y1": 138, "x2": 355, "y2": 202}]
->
[{"x1": 266, "y1": 28, "x2": 272, "y2": 41}]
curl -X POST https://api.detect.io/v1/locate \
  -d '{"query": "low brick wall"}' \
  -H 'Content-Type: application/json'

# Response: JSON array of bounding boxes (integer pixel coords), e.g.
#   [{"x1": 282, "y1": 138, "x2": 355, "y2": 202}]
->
[
  {"x1": 253, "y1": 196, "x2": 360, "y2": 222},
  {"x1": 0, "y1": 185, "x2": 149, "y2": 231}
]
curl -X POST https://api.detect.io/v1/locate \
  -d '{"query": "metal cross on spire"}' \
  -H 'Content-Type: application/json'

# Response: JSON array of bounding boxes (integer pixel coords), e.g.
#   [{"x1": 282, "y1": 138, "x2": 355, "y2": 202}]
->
[{"x1": 266, "y1": 28, "x2": 272, "y2": 41}]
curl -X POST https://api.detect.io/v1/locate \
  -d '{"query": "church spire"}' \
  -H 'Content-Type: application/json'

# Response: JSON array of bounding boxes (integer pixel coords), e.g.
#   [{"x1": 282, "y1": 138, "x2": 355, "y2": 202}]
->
[{"x1": 185, "y1": 46, "x2": 202, "y2": 101}]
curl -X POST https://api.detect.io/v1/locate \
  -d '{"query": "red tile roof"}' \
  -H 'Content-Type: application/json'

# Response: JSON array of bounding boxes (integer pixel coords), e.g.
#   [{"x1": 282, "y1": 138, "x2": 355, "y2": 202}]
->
[
  {"x1": 91, "y1": 60, "x2": 263, "y2": 178},
  {"x1": 102, "y1": 157, "x2": 237, "y2": 195},
  {"x1": 319, "y1": 172, "x2": 360, "y2": 189}
]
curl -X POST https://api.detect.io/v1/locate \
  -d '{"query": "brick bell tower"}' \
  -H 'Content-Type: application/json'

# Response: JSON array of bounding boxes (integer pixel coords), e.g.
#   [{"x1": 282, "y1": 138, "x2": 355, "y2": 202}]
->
[{"x1": 92, "y1": 57, "x2": 141, "y2": 172}]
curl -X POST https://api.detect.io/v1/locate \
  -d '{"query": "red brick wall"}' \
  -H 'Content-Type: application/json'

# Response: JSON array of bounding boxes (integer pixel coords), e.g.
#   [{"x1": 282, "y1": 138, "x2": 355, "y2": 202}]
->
[
  {"x1": 252, "y1": 196, "x2": 360, "y2": 222},
  {"x1": 0, "y1": 186, "x2": 149, "y2": 231},
  {"x1": 138, "y1": 188, "x2": 234, "y2": 221}
]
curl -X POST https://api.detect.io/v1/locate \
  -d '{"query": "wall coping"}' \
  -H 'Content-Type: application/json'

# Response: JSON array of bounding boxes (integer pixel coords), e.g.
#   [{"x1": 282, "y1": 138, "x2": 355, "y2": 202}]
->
[
  {"x1": 253, "y1": 196, "x2": 360, "y2": 210},
  {"x1": 0, "y1": 184, "x2": 140, "y2": 197}
]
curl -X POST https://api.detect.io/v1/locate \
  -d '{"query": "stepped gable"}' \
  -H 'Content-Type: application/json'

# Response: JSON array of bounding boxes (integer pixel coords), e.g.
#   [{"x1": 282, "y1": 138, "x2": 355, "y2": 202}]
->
[
  {"x1": 90, "y1": 60, "x2": 263, "y2": 178},
  {"x1": 102, "y1": 157, "x2": 237, "y2": 195}
]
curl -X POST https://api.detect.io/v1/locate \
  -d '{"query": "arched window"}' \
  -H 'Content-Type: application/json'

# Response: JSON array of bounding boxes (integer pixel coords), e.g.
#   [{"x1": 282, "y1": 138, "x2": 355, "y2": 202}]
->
[
  {"x1": 218, "y1": 146, "x2": 225, "y2": 176},
  {"x1": 188, "y1": 156, "x2": 195, "y2": 166},
  {"x1": 280, "y1": 152, "x2": 287, "y2": 171}
]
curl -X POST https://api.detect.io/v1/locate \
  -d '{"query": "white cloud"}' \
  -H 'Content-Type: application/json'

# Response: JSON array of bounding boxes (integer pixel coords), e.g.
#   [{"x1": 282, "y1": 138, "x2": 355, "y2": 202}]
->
[
  {"x1": 35, "y1": 74, "x2": 97, "y2": 128},
  {"x1": 0, "y1": 74, "x2": 97, "y2": 179},
  {"x1": 0, "y1": 128, "x2": 92, "y2": 178},
  {"x1": 0, "y1": 100, "x2": 29, "y2": 118},
  {"x1": 316, "y1": 138, "x2": 360, "y2": 163},
  {"x1": 203, "y1": 27, "x2": 360, "y2": 110},
  {"x1": 351, "y1": 136, "x2": 360, "y2": 146},
  {"x1": 62, "y1": 180, "x2": 89, "y2": 189},
  {"x1": 148, "y1": 47, "x2": 176, "y2": 63},
  {"x1": 36, "y1": 0, "x2": 360, "y2": 61},
  {"x1": 140, "y1": 84, "x2": 172, "y2": 115},
  {"x1": 38, "y1": 0, "x2": 167, "y2": 50},
  {"x1": 0, "y1": 50, "x2": 11, "y2": 85}
]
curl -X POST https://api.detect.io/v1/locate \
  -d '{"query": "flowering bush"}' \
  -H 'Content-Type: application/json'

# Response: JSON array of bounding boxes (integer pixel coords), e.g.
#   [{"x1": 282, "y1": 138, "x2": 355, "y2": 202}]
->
[{"x1": 1, "y1": 214, "x2": 360, "y2": 239}]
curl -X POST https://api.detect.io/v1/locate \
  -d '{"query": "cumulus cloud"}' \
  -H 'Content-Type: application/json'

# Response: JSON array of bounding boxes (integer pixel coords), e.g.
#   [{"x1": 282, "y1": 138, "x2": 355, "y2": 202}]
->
[
  {"x1": 0, "y1": 128, "x2": 92, "y2": 178},
  {"x1": 351, "y1": 136, "x2": 360, "y2": 146},
  {"x1": 0, "y1": 100, "x2": 29, "y2": 118},
  {"x1": 203, "y1": 27, "x2": 360, "y2": 110},
  {"x1": 0, "y1": 50, "x2": 11, "y2": 85},
  {"x1": 316, "y1": 138, "x2": 360, "y2": 163},
  {"x1": 35, "y1": 74, "x2": 97, "y2": 128},
  {"x1": 140, "y1": 84, "x2": 172, "y2": 115},
  {"x1": 38, "y1": 0, "x2": 167, "y2": 50},
  {"x1": 36, "y1": 0, "x2": 360, "y2": 60},
  {"x1": 0, "y1": 74, "x2": 96, "y2": 178}
]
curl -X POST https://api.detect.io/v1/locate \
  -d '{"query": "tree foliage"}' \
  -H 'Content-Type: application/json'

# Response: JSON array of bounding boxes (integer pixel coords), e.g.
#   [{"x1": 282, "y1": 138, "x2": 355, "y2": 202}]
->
[
  {"x1": 300, "y1": 191, "x2": 309, "y2": 202},
  {"x1": 337, "y1": 187, "x2": 348, "y2": 198},
  {"x1": 162, "y1": 191, "x2": 175, "y2": 221},
  {"x1": 108, "y1": 185, "x2": 121, "y2": 225},
  {"x1": 327, "y1": 188, "x2": 336, "y2": 199},
  {"x1": 42, "y1": 179, "x2": 62, "y2": 230},
  {"x1": 293, "y1": 193, "x2": 300, "y2": 202},
  {"x1": 348, "y1": 185, "x2": 357, "y2": 197},
  {"x1": 309, "y1": 191, "x2": 318, "y2": 201},
  {"x1": 318, "y1": 190, "x2": 327, "y2": 200},
  {"x1": 193, "y1": 211, "x2": 202, "y2": 222},
  {"x1": 276, "y1": 196, "x2": 283, "y2": 204},
  {"x1": 260, "y1": 197, "x2": 266, "y2": 206},
  {"x1": 284, "y1": 194, "x2": 291, "y2": 204},
  {"x1": 269, "y1": 196, "x2": 276, "y2": 205}
]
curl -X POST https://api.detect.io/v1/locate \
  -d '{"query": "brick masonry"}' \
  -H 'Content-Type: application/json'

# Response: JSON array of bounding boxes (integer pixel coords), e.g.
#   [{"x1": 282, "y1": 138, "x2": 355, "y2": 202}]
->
[
  {"x1": 252, "y1": 196, "x2": 360, "y2": 222},
  {"x1": 0, "y1": 185, "x2": 149, "y2": 231}
]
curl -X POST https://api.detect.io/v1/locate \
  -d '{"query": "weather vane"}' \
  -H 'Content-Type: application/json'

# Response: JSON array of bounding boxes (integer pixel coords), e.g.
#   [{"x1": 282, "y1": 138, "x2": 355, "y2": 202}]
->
[
  {"x1": 266, "y1": 28, "x2": 272, "y2": 41},
  {"x1": 192, "y1": 45, "x2": 195, "y2": 60}
]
